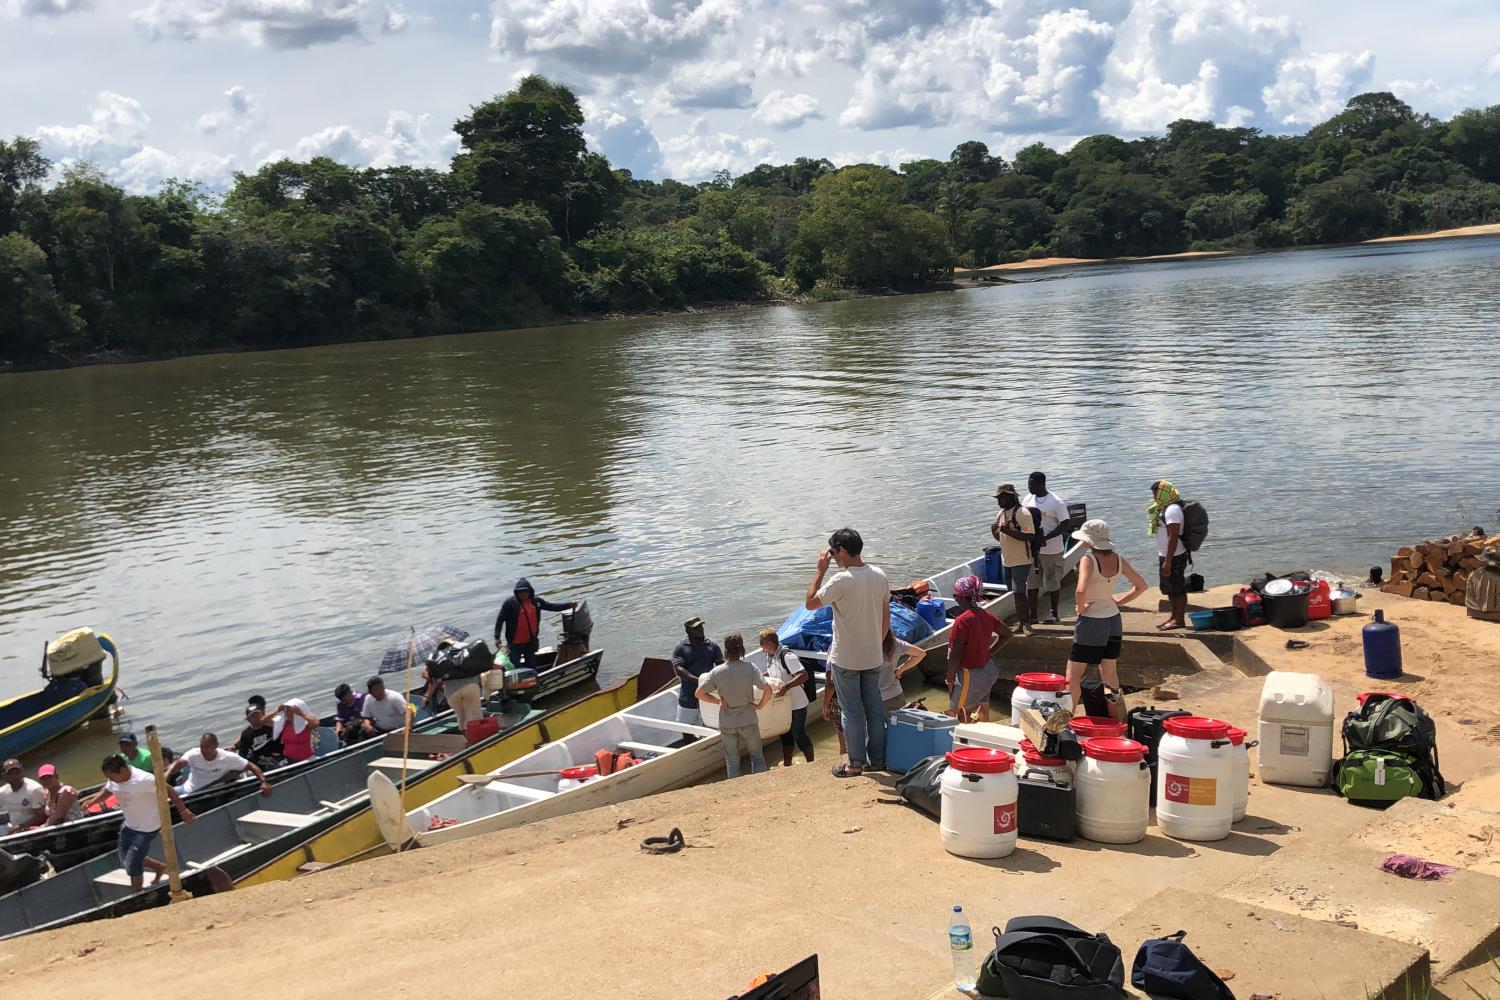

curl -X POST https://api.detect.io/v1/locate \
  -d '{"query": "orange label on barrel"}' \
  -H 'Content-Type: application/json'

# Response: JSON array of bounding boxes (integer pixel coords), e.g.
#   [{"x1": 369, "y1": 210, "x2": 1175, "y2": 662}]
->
[
  {"x1": 994, "y1": 802, "x2": 1016, "y2": 834},
  {"x1": 1163, "y1": 773, "x2": 1217, "y2": 806}
]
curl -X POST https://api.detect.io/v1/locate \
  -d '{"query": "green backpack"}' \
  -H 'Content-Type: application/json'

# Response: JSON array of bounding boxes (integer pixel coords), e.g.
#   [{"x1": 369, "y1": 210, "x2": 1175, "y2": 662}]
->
[
  {"x1": 1334, "y1": 695, "x2": 1445, "y2": 806},
  {"x1": 1335, "y1": 749, "x2": 1427, "y2": 805}
]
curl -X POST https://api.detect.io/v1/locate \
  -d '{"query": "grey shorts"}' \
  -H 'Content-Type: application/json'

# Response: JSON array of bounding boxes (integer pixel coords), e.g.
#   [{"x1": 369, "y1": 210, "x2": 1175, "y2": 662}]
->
[
  {"x1": 949, "y1": 662, "x2": 999, "y2": 712},
  {"x1": 1028, "y1": 552, "x2": 1064, "y2": 593}
]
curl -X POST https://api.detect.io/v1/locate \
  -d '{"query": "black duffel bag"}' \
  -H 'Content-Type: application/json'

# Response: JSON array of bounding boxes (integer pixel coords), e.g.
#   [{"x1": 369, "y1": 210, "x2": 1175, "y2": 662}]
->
[
  {"x1": 893, "y1": 753, "x2": 948, "y2": 820},
  {"x1": 975, "y1": 916, "x2": 1125, "y2": 1000},
  {"x1": 1131, "y1": 931, "x2": 1236, "y2": 1000},
  {"x1": 426, "y1": 638, "x2": 496, "y2": 682}
]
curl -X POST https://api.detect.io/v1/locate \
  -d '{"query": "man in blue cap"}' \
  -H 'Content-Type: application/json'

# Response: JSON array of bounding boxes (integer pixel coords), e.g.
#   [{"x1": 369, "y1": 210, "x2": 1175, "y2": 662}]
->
[{"x1": 117, "y1": 731, "x2": 153, "y2": 773}]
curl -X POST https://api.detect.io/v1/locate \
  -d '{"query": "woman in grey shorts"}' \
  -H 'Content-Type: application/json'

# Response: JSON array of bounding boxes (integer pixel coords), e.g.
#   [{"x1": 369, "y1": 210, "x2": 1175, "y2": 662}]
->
[{"x1": 1066, "y1": 519, "x2": 1148, "y2": 711}]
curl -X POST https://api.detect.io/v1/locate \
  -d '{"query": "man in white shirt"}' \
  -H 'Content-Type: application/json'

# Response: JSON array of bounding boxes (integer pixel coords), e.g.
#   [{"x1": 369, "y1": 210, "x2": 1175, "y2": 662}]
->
[
  {"x1": 0, "y1": 759, "x2": 47, "y2": 831},
  {"x1": 165, "y1": 732, "x2": 273, "y2": 797},
  {"x1": 1151, "y1": 479, "x2": 1191, "y2": 630},
  {"x1": 79, "y1": 754, "x2": 197, "y2": 892},
  {"x1": 806, "y1": 527, "x2": 889, "y2": 778},
  {"x1": 362, "y1": 676, "x2": 411, "y2": 734},
  {"x1": 1023, "y1": 471, "x2": 1072, "y2": 626}
]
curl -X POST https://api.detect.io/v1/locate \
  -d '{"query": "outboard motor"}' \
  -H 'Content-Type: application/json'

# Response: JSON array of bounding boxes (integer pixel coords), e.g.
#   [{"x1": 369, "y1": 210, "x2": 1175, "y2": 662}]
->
[{"x1": 555, "y1": 600, "x2": 593, "y2": 666}]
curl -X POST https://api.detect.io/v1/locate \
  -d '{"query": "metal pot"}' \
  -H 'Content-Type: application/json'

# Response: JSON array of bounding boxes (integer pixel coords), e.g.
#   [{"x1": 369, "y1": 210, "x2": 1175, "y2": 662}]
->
[{"x1": 1331, "y1": 590, "x2": 1360, "y2": 615}]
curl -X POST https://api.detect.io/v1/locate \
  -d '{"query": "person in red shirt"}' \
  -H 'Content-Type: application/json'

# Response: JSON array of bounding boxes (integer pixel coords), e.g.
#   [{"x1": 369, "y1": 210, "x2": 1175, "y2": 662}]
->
[
  {"x1": 945, "y1": 574, "x2": 1012, "y2": 722},
  {"x1": 493, "y1": 577, "x2": 575, "y2": 671}
]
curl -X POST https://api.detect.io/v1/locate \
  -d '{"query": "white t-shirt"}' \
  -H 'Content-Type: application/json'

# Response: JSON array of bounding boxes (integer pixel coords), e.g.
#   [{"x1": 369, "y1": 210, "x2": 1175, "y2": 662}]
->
[
  {"x1": 1024, "y1": 492, "x2": 1071, "y2": 555},
  {"x1": 817, "y1": 563, "x2": 889, "y2": 671},
  {"x1": 763, "y1": 648, "x2": 810, "y2": 711},
  {"x1": 108, "y1": 767, "x2": 164, "y2": 833},
  {"x1": 0, "y1": 778, "x2": 47, "y2": 826},
  {"x1": 1156, "y1": 502, "x2": 1186, "y2": 559},
  {"x1": 178, "y1": 748, "x2": 250, "y2": 795},
  {"x1": 878, "y1": 639, "x2": 922, "y2": 703},
  {"x1": 362, "y1": 691, "x2": 410, "y2": 731}
]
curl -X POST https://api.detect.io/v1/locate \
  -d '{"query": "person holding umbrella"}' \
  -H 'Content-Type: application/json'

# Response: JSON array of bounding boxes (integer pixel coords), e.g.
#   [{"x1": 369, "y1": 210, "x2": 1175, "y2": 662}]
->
[{"x1": 494, "y1": 578, "x2": 575, "y2": 671}]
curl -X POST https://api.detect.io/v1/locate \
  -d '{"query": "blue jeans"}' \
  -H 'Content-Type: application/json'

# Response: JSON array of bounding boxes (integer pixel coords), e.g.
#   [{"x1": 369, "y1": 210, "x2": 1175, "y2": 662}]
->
[
  {"x1": 832, "y1": 665, "x2": 886, "y2": 769},
  {"x1": 118, "y1": 825, "x2": 157, "y2": 878},
  {"x1": 720, "y1": 724, "x2": 767, "y2": 778}
]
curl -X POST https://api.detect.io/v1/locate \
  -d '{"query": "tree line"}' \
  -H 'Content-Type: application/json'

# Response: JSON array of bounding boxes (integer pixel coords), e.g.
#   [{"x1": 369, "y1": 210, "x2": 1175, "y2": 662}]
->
[{"x1": 3, "y1": 78, "x2": 1500, "y2": 367}]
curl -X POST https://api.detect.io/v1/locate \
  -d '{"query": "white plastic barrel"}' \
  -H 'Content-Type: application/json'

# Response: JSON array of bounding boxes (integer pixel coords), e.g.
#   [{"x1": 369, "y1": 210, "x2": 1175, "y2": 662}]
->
[
  {"x1": 555, "y1": 764, "x2": 598, "y2": 792},
  {"x1": 1010, "y1": 672, "x2": 1072, "y2": 725},
  {"x1": 1226, "y1": 726, "x2": 1251, "y2": 822},
  {"x1": 1075, "y1": 737, "x2": 1151, "y2": 844},
  {"x1": 1257, "y1": 671, "x2": 1334, "y2": 787},
  {"x1": 1155, "y1": 716, "x2": 1235, "y2": 842},
  {"x1": 940, "y1": 748, "x2": 1019, "y2": 859},
  {"x1": 1014, "y1": 740, "x2": 1073, "y2": 784}
]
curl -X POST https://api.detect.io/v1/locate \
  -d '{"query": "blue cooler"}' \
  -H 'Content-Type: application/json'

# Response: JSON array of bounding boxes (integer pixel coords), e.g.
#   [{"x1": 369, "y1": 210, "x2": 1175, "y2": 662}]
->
[
  {"x1": 885, "y1": 709, "x2": 958, "y2": 774},
  {"x1": 982, "y1": 547, "x2": 1004, "y2": 585}
]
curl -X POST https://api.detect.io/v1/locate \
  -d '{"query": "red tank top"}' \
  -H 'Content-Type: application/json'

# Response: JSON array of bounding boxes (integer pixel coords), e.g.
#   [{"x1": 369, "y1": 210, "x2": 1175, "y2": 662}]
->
[{"x1": 281, "y1": 723, "x2": 314, "y2": 762}]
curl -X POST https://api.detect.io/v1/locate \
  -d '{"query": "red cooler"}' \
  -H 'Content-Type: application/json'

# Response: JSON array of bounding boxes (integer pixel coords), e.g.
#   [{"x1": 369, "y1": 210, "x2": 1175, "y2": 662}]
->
[
  {"x1": 1306, "y1": 580, "x2": 1332, "y2": 620},
  {"x1": 1234, "y1": 587, "x2": 1266, "y2": 627}
]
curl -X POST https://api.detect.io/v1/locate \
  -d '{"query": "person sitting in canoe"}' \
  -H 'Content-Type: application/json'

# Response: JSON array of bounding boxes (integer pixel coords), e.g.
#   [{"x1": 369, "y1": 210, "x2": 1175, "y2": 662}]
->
[
  {"x1": 235, "y1": 697, "x2": 288, "y2": 769},
  {"x1": 0, "y1": 759, "x2": 47, "y2": 831},
  {"x1": 117, "y1": 731, "x2": 154, "y2": 772},
  {"x1": 361, "y1": 676, "x2": 412, "y2": 735},
  {"x1": 165, "y1": 732, "x2": 274, "y2": 797},
  {"x1": 37, "y1": 763, "x2": 86, "y2": 826},
  {"x1": 271, "y1": 698, "x2": 322, "y2": 762},
  {"x1": 494, "y1": 578, "x2": 576, "y2": 671},
  {"x1": 333, "y1": 683, "x2": 375, "y2": 744}
]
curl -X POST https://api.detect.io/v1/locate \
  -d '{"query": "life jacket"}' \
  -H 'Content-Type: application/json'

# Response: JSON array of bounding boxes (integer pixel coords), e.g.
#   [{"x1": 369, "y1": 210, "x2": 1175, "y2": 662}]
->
[
  {"x1": 514, "y1": 599, "x2": 540, "y2": 645},
  {"x1": 594, "y1": 750, "x2": 640, "y2": 775}
]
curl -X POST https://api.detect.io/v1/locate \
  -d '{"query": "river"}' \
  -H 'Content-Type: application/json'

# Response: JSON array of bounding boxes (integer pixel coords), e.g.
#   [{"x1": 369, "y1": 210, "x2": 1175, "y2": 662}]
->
[{"x1": 3, "y1": 236, "x2": 1499, "y2": 772}]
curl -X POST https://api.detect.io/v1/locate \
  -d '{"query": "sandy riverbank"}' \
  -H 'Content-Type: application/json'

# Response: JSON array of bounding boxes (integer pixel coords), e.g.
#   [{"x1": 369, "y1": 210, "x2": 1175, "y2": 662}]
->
[
  {"x1": 956, "y1": 222, "x2": 1500, "y2": 277},
  {"x1": 7, "y1": 583, "x2": 1500, "y2": 999}
]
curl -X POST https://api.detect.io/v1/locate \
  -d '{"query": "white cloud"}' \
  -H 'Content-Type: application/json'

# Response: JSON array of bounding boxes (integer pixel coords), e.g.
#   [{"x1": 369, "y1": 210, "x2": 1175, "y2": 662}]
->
[
  {"x1": 659, "y1": 117, "x2": 775, "y2": 181},
  {"x1": 35, "y1": 91, "x2": 237, "y2": 192},
  {"x1": 829, "y1": 147, "x2": 920, "y2": 169},
  {"x1": 661, "y1": 60, "x2": 755, "y2": 111},
  {"x1": 196, "y1": 84, "x2": 262, "y2": 136},
  {"x1": 752, "y1": 90, "x2": 822, "y2": 130},
  {"x1": 132, "y1": 0, "x2": 369, "y2": 50},
  {"x1": 1262, "y1": 50, "x2": 1375, "y2": 124},
  {"x1": 1387, "y1": 78, "x2": 1480, "y2": 118},
  {"x1": 277, "y1": 110, "x2": 456, "y2": 168},
  {"x1": 581, "y1": 95, "x2": 663, "y2": 178},
  {"x1": 6, "y1": 0, "x2": 95, "y2": 15},
  {"x1": 1484, "y1": 51, "x2": 1500, "y2": 77},
  {"x1": 381, "y1": 2, "x2": 422, "y2": 33}
]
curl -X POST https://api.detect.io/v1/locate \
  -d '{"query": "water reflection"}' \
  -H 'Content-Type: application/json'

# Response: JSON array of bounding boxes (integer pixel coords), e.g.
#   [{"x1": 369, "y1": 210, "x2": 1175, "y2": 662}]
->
[{"x1": 2, "y1": 237, "x2": 1498, "y2": 760}]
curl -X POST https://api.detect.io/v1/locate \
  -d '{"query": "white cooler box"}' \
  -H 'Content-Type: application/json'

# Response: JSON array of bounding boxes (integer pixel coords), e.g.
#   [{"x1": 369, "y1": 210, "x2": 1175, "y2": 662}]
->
[
  {"x1": 700, "y1": 689, "x2": 793, "y2": 739},
  {"x1": 1257, "y1": 670, "x2": 1335, "y2": 787},
  {"x1": 952, "y1": 721, "x2": 1025, "y2": 755}
]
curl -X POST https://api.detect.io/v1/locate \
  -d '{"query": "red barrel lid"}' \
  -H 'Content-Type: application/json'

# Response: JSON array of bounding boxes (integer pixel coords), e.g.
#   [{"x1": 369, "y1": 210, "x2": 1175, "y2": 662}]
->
[
  {"x1": 946, "y1": 747, "x2": 1014, "y2": 773},
  {"x1": 1082, "y1": 737, "x2": 1146, "y2": 763},
  {"x1": 1162, "y1": 716, "x2": 1230, "y2": 740},
  {"x1": 1356, "y1": 691, "x2": 1403, "y2": 706},
  {"x1": 1020, "y1": 745, "x2": 1067, "y2": 767},
  {"x1": 1069, "y1": 717, "x2": 1126, "y2": 738},
  {"x1": 1225, "y1": 725, "x2": 1247, "y2": 746},
  {"x1": 1015, "y1": 672, "x2": 1067, "y2": 692},
  {"x1": 559, "y1": 764, "x2": 598, "y2": 780}
]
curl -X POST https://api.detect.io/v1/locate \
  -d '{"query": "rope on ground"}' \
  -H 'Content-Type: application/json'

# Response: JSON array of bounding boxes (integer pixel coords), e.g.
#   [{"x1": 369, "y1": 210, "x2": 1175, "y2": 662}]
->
[{"x1": 640, "y1": 828, "x2": 686, "y2": 855}]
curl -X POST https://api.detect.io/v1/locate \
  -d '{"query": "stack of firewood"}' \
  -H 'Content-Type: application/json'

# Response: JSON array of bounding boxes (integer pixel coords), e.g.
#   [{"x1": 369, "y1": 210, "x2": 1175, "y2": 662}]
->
[{"x1": 1383, "y1": 529, "x2": 1500, "y2": 604}]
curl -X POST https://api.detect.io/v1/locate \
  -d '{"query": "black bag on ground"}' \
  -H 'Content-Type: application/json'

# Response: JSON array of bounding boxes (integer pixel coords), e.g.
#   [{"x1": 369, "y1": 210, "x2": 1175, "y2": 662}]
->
[
  {"x1": 1131, "y1": 931, "x2": 1236, "y2": 1000},
  {"x1": 975, "y1": 916, "x2": 1125, "y2": 999},
  {"x1": 426, "y1": 638, "x2": 495, "y2": 681},
  {"x1": 893, "y1": 754, "x2": 947, "y2": 820}
]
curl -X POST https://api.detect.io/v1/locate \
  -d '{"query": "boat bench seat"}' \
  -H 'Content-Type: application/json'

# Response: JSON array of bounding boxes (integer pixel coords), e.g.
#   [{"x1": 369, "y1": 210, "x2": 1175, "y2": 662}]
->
[
  {"x1": 367, "y1": 757, "x2": 440, "y2": 774},
  {"x1": 481, "y1": 780, "x2": 555, "y2": 801},
  {"x1": 619, "y1": 714, "x2": 716, "y2": 737},
  {"x1": 236, "y1": 809, "x2": 317, "y2": 844},
  {"x1": 616, "y1": 740, "x2": 671, "y2": 757}
]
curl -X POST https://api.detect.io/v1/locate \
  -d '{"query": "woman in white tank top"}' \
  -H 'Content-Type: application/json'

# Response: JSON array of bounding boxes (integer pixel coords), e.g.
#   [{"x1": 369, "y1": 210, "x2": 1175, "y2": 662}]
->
[{"x1": 1066, "y1": 519, "x2": 1148, "y2": 712}]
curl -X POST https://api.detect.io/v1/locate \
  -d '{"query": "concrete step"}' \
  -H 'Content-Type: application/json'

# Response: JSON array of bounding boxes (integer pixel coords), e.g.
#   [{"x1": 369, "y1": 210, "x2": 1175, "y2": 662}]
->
[
  {"x1": 1218, "y1": 842, "x2": 1500, "y2": 981},
  {"x1": 1103, "y1": 888, "x2": 1429, "y2": 1000},
  {"x1": 1349, "y1": 795, "x2": 1500, "y2": 879}
]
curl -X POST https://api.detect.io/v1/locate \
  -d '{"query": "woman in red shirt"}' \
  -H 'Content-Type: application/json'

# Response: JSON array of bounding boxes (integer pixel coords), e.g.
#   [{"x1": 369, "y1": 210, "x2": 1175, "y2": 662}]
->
[{"x1": 945, "y1": 575, "x2": 1012, "y2": 722}]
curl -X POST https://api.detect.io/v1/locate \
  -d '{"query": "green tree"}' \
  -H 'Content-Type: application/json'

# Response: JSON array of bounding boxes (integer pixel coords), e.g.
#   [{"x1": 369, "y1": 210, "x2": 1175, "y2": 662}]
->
[
  {"x1": 1288, "y1": 172, "x2": 1391, "y2": 243},
  {"x1": 1014, "y1": 142, "x2": 1066, "y2": 183},
  {"x1": 788, "y1": 166, "x2": 952, "y2": 289},
  {"x1": 949, "y1": 141, "x2": 1002, "y2": 184},
  {"x1": 1184, "y1": 191, "x2": 1269, "y2": 244},
  {"x1": 0, "y1": 232, "x2": 83, "y2": 361},
  {"x1": 1443, "y1": 106, "x2": 1500, "y2": 183},
  {"x1": 0, "y1": 136, "x2": 50, "y2": 233}
]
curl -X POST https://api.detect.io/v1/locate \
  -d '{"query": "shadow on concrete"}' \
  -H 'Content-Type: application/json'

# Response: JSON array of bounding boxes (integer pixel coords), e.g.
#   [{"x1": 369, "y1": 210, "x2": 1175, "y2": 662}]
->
[
  {"x1": 958, "y1": 847, "x2": 1061, "y2": 874},
  {"x1": 1050, "y1": 833, "x2": 1199, "y2": 859},
  {"x1": 1235, "y1": 814, "x2": 1304, "y2": 836},
  {"x1": 1184, "y1": 832, "x2": 1282, "y2": 857}
]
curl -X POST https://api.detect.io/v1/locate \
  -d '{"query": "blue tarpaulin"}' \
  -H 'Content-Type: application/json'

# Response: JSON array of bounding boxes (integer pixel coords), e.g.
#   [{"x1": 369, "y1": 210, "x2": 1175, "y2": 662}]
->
[{"x1": 776, "y1": 601, "x2": 934, "y2": 654}]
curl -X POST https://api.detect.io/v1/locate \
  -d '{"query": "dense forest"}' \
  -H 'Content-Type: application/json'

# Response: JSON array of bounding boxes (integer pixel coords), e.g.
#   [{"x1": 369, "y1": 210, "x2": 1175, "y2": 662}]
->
[{"x1": 3, "y1": 77, "x2": 1500, "y2": 367}]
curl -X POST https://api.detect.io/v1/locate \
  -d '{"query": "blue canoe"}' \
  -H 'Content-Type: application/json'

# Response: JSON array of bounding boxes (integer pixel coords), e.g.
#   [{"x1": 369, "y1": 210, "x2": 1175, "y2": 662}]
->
[{"x1": 0, "y1": 633, "x2": 119, "y2": 761}]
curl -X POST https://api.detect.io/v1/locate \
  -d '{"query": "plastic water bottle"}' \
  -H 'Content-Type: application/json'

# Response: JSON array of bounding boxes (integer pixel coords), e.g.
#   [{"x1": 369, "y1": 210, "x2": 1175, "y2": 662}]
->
[{"x1": 949, "y1": 904, "x2": 978, "y2": 991}]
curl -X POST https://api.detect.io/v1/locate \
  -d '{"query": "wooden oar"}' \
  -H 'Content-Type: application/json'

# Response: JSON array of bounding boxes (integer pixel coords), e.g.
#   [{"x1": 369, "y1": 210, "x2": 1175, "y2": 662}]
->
[{"x1": 456, "y1": 769, "x2": 569, "y2": 784}]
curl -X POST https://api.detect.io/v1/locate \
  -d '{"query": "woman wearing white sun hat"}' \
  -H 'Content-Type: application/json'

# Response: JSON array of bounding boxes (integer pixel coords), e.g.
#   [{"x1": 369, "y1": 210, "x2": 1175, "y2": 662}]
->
[{"x1": 1066, "y1": 518, "x2": 1148, "y2": 712}]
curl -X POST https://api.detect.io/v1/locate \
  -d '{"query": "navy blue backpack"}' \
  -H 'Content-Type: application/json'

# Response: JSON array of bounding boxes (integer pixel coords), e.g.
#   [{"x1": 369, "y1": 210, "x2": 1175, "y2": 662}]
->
[{"x1": 1131, "y1": 931, "x2": 1236, "y2": 1000}]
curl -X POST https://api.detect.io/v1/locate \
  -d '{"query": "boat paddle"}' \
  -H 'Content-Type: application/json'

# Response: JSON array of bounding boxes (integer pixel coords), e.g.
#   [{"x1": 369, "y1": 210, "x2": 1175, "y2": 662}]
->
[{"x1": 456, "y1": 769, "x2": 573, "y2": 784}]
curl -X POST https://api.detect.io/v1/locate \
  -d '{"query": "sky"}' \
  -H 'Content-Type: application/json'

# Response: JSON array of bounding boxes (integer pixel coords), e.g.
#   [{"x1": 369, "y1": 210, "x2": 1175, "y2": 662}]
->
[{"x1": 3, "y1": 0, "x2": 1499, "y2": 193}]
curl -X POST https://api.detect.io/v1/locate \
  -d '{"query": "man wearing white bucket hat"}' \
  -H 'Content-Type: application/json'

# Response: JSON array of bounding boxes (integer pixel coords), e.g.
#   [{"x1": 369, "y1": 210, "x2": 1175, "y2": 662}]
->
[{"x1": 1065, "y1": 519, "x2": 1148, "y2": 712}]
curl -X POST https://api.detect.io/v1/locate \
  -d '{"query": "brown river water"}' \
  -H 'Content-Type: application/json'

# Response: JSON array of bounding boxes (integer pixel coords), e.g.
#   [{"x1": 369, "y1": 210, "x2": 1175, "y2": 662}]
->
[{"x1": 3, "y1": 236, "x2": 1499, "y2": 777}]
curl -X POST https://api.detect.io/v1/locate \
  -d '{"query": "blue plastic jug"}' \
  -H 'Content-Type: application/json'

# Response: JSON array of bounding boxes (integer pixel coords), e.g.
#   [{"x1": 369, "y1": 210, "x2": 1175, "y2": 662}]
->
[
  {"x1": 916, "y1": 598, "x2": 948, "y2": 631},
  {"x1": 1362, "y1": 609, "x2": 1403, "y2": 680},
  {"x1": 982, "y1": 547, "x2": 1003, "y2": 585}
]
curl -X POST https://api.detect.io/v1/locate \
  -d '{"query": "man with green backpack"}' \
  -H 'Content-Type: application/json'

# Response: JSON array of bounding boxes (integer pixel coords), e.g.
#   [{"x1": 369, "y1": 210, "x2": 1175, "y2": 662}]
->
[{"x1": 1334, "y1": 694, "x2": 1445, "y2": 806}]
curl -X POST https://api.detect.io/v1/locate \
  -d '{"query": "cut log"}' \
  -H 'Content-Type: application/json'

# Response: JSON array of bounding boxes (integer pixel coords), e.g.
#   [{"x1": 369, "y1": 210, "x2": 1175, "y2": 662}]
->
[
  {"x1": 1448, "y1": 590, "x2": 1465, "y2": 605},
  {"x1": 1424, "y1": 552, "x2": 1448, "y2": 576},
  {"x1": 1447, "y1": 539, "x2": 1467, "y2": 557},
  {"x1": 1396, "y1": 546, "x2": 1415, "y2": 558},
  {"x1": 1429, "y1": 589, "x2": 1449, "y2": 602},
  {"x1": 1416, "y1": 572, "x2": 1440, "y2": 589},
  {"x1": 1454, "y1": 570, "x2": 1470, "y2": 591},
  {"x1": 1465, "y1": 541, "x2": 1486, "y2": 557},
  {"x1": 1390, "y1": 582, "x2": 1416, "y2": 598},
  {"x1": 1412, "y1": 587, "x2": 1432, "y2": 601},
  {"x1": 1460, "y1": 557, "x2": 1482, "y2": 571}
]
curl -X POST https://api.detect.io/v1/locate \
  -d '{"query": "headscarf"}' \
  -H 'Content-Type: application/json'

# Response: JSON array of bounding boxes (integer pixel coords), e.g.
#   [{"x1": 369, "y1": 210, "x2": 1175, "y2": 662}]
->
[
  {"x1": 953, "y1": 575, "x2": 984, "y2": 601},
  {"x1": 1147, "y1": 480, "x2": 1182, "y2": 537},
  {"x1": 272, "y1": 697, "x2": 313, "y2": 738}
]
